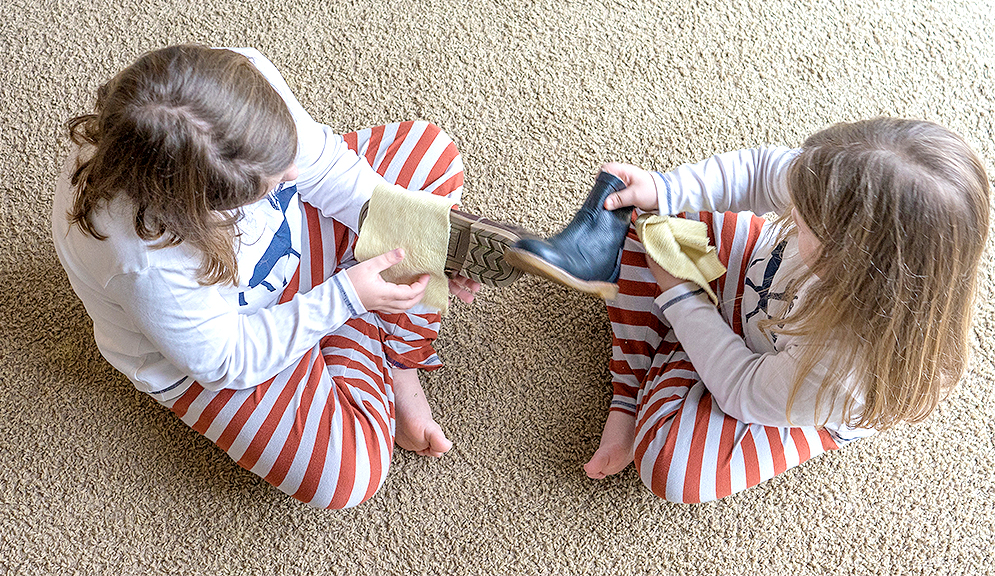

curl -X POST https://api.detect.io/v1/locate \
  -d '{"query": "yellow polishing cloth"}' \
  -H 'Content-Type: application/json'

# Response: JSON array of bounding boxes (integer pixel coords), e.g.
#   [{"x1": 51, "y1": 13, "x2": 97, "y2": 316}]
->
[
  {"x1": 354, "y1": 182, "x2": 455, "y2": 313},
  {"x1": 634, "y1": 213, "x2": 726, "y2": 304}
]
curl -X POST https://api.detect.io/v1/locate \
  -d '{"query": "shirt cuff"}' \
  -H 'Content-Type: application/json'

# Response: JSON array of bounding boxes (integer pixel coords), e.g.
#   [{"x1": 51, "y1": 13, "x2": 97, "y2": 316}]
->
[
  {"x1": 651, "y1": 171, "x2": 672, "y2": 215},
  {"x1": 609, "y1": 396, "x2": 638, "y2": 415},
  {"x1": 653, "y1": 282, "x2": 708, "y2": 316},
  {"x1": 331, "y1": 269, "x2": 368, "y2": 317}
]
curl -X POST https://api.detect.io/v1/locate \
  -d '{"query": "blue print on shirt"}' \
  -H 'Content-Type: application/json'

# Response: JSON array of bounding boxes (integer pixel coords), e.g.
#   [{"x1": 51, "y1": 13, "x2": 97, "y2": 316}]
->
[
  {"x1": 238, "y1": 183, "x2": 300, "y2": 306},
  {"x1": 744, "y1": 240, "x2": 790, "y2": 324}
]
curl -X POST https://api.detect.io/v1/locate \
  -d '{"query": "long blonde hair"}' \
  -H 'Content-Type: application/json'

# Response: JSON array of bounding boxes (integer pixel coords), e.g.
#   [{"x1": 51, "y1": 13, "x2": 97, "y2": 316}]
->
[
  {"x1": 67, "y1": 44, "x2": 297, "y2": 285},
  {"x1": 768, "y1": 118, "x2": 990, "y2": 430}
]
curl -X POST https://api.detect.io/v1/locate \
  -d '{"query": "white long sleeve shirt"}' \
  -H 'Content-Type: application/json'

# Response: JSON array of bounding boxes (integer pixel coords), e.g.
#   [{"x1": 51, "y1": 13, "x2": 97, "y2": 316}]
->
[
  {"x1": 649, "y1": 148, "x2": 871, "y2": 439},
  {"x1": 51, "y1": 48, "x2": 386, "y2": 401}
]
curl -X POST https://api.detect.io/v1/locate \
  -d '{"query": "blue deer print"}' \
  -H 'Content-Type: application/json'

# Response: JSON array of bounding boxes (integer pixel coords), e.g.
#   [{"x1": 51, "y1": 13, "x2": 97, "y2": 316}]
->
[
  {"x1": 743, "y1": 240, "x2": 795, "y2": 337},
  {"x1": 238, "y1": 183, "x2": 301, "y2": 306}
]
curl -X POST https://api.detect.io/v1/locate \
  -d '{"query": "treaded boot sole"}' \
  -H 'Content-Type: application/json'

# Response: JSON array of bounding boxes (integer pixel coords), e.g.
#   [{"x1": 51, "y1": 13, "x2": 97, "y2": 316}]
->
[
  {"x1": 503, "y1": 247, "x2": 619, "y2": 300},
  {"x1": 447, "y1": 210, "x2": 523, "y2": 288}
]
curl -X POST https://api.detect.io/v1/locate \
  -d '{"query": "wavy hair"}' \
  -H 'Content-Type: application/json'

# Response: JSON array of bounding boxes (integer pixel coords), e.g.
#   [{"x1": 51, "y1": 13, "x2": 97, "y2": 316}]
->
[
  {"x1": 766, "y1": 118, "x2": 990, "y2": 430},
  {"x1": 67, "y1": 44, "x2": 297, "y2": 285}
]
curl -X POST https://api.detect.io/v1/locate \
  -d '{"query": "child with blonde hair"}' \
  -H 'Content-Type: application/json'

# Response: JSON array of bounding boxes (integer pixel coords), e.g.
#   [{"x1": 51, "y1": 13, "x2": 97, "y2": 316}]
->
[
  {"x1": 52, "y1": 45, "x2": 522, "y2": 508},
  {"x1": 517, "y1": 118, "x2": 990, "y2": 502}
]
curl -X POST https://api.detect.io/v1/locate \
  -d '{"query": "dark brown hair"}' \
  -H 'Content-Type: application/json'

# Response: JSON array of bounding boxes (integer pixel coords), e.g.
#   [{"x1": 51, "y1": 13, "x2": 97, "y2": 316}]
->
[
  {"x1": 67, "y1": 44, "x2": 297, "y2": 285},
  {"x1": 768, "y1": 118, "x2": 990, "y2": 430}
]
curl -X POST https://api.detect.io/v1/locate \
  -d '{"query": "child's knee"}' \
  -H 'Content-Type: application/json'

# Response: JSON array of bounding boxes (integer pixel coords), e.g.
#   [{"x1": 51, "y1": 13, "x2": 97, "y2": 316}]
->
[
  {"x1": 414, "y1": 120, "x2": 454, "y2": 145},
  {"x1": 314, "y1": 480, "x2": 387, "y2": 510},
  {"x1": 633, "y1": 452, "x2": 722, "y2": 504},
  {"x1": 285, "y1": 462, "x2": 390, "y2": 510},
  {"x1": 416, "y1": 121, "x2": 464, "y2": 166},
  {"x1": 635, "y1": 472, "x2": 723, "y2": 504}
]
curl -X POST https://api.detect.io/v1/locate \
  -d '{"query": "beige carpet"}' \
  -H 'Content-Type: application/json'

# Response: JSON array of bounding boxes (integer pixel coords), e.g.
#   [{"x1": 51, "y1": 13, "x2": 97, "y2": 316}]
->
[{"x1": 3, "y1": 0, "x2": 994, "y2": 574}]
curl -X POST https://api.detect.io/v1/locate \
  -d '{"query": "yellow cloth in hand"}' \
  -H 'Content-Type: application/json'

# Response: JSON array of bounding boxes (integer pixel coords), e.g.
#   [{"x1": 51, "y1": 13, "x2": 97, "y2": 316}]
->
[
  {"x1": 634, "y1": 213, "x2": 726, "y2": 304},
  {"x1": 354, "y1": 182, "x2": 455, "y2": 313}
]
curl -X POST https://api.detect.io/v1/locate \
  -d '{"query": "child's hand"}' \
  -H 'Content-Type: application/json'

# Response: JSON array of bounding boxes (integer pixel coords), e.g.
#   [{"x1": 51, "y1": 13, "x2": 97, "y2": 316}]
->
[
  {"x1": 601, "y1": 162, "x2": 660, "y2": 212},
  {"x1": 346, "y1": 248, "x2": 429, "y2": 313},
  {"x1": 645, "y1": 254, "x2": 687, "y2": 292},
  {"x1": 448, "y1": 274, "x2": 481, "y2": 304}
]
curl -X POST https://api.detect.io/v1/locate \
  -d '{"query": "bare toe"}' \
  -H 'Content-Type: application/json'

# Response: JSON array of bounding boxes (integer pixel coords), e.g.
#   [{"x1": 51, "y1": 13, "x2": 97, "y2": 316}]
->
[
  {"x1": 584, "y1": 450, "x2": 607, "y2": 478},
  {"x1": 418, "y1": 422, "x2": 453, "y2": 457},
  {"x1": 585, "y1": 446, "x2": 630, "y2": 479},
  {"x1": 585, "y1": 412, "x2": 636, "y2": 479},
  {"x1": 392, "y1": 368, "x2": 451, "y2": 457}
]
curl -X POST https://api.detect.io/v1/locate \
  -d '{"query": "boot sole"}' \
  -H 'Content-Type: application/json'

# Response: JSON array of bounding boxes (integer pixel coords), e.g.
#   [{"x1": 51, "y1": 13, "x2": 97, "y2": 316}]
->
[
  {"x1": 503, "y1": 247, "x2": 619, "y2": 300},
  {"x1": 447, "y1": 210, "x2": 523, "y2": 288}
]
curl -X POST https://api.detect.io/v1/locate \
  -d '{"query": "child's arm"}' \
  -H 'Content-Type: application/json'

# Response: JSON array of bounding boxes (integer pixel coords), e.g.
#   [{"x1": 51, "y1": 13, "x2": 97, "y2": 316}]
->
[
  {"x1": 646, "y1": 255, "x2": 847, "y2": 426},
  {"x1": 652, "y1": 280, "x2": 849, "y2": 427},
  {"x1": 104, "y1": 250, "x2": 425, "y2": 393},
  {"x1": 603, "y1": 147, "x2": 798, "y2": 216}
]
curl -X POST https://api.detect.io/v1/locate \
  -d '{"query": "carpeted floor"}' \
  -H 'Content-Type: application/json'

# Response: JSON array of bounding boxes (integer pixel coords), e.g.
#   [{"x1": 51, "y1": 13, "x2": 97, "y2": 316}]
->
[{"x1": 2, "y1": 0, "x2": 994, "y2": 574}]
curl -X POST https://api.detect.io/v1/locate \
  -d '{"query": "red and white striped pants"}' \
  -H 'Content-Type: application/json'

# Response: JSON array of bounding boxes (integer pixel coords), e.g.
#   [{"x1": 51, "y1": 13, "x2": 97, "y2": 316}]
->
[
  {"x1": 161, "y1": 121, "x2": 462, "y2": 509},
  {"x1": 608, "y1": 211, "x2": 846, "y2": 503}
]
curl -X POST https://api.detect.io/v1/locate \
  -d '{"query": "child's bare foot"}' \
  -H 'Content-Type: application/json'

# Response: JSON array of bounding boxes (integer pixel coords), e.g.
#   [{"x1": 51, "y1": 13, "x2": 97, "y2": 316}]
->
[
  {"x1": 392, "y1": 368, "x2": 453, "y2": 458},
  {"x1": 584, "y1": 411, "x2": 636, "y2": 479}
]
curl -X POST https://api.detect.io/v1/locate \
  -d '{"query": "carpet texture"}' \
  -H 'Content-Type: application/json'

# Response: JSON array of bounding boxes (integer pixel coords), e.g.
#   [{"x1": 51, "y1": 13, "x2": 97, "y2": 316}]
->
[{"x1": 2, "y1": 0, "x2": 994, "y2": 574}]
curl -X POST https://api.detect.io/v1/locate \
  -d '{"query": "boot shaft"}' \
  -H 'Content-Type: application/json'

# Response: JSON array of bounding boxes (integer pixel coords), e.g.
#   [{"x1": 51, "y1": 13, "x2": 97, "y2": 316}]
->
[{"x1": 580, "y1": 171, "x2": 629, "y2": 214}]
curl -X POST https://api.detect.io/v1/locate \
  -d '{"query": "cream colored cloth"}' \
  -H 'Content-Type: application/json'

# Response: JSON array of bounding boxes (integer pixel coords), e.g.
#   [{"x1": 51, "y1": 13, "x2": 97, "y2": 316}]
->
[
  {"x1": 354, "y1": 182, "x2": 455, "y2": 312},
  {"x1": 634, "y1": 213, "x2": 726, "y2": 304}
]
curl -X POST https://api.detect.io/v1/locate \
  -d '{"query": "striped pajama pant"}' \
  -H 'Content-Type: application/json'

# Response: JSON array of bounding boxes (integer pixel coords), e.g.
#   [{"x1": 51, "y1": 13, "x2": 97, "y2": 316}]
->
[
  {"x1": 608, "y1": 211, "x2": 848, "y2": 503},
  {"x1": 160, "y1": 121, "x2": 462, "y2": 509}
]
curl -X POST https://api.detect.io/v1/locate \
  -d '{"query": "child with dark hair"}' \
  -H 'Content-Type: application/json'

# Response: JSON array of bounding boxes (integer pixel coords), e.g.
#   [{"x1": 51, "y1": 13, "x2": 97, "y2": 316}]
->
[{"x1": 52, "y1": 45, "x2": 521, "y2": 508}]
